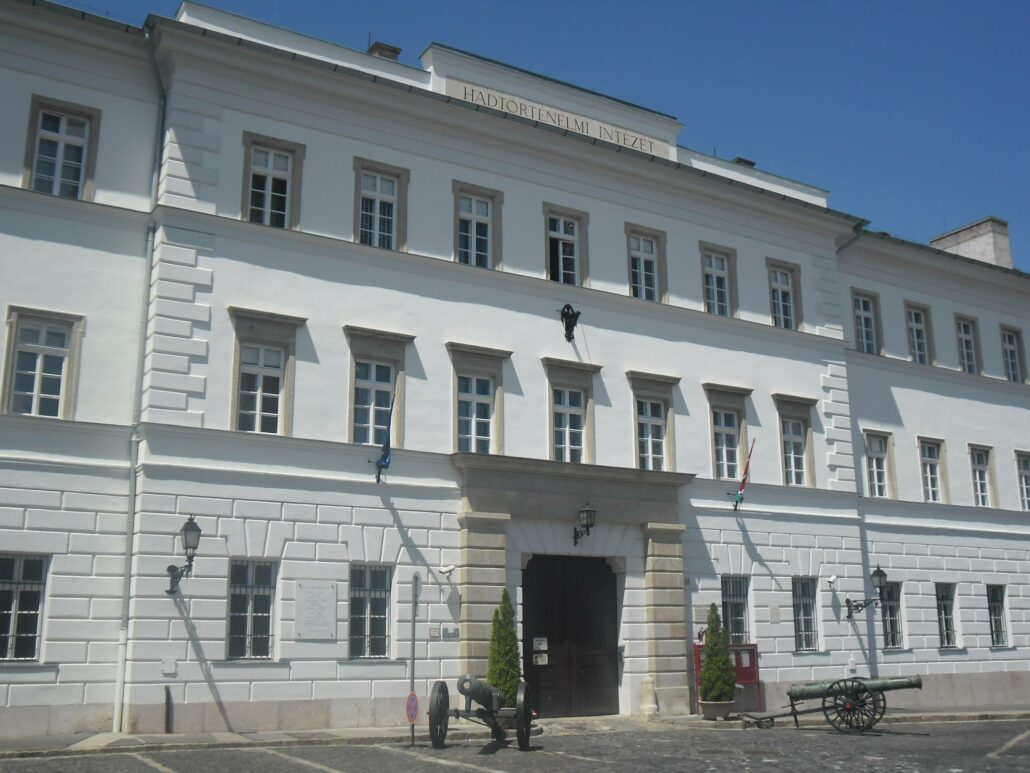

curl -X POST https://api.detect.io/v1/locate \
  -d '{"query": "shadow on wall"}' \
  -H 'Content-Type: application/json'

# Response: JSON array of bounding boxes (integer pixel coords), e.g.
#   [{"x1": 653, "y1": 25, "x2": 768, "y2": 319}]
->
[{"x1": 173, "y1": 593, "x2": 233, "y2": 732}]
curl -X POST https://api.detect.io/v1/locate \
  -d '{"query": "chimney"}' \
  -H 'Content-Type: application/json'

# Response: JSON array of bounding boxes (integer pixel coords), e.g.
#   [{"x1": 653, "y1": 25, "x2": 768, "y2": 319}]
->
[
  {"x1": 367, "y1": 41, "x2": 401, "y2": 62},
  {"x1": 929, "y1": 216, "x2": 1013, "y2": 269}
]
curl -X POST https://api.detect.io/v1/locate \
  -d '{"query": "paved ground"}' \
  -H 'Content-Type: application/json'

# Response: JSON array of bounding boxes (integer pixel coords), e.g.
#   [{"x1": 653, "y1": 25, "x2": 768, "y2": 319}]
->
[{"x1": 1, "y1": 719, "x2": 1029, "y2": 772}]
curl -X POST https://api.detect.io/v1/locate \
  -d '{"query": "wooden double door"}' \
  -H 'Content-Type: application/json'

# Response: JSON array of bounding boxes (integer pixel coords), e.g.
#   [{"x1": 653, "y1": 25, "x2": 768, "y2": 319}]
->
[{"x1": 521, "y1": 555, "x2": 619, "y2": 717}]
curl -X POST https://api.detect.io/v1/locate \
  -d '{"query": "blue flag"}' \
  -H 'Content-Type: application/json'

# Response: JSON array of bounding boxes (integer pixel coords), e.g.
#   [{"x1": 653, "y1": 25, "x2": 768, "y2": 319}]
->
[{"x1": 374, "y1": 396, "x2": 395, "y2": 483}]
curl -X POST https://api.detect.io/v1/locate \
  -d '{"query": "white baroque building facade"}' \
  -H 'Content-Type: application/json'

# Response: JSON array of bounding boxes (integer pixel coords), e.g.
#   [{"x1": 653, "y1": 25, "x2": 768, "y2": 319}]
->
[{"x1": 1, "y1": 0, "x2": 1028, "y2": 736}]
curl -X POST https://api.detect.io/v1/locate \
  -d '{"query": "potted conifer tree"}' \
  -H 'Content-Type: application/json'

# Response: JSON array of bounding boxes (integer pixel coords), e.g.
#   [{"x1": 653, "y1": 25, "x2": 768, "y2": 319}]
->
[
  {"x1": 487, "y1": 588, "x2": 521, "y2": 708},
  {"x1": 698, "y1": 603, "x2": 736, "y2": 720}
]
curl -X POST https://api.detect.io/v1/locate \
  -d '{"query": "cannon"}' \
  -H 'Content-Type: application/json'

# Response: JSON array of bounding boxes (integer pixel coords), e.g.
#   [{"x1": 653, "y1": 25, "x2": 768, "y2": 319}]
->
[
  {"x1": 428, "y1": 675, "x2": 533, "y2": 750},
  {"x1": 742, "y1": 675, "x2": 922, "y2": 732}
]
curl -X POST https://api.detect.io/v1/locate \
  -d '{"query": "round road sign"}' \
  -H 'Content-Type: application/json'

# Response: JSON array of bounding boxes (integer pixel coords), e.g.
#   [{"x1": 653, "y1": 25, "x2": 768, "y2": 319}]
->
[{"x1": 405, "y1": 691, "x2": 419, "y2": 724}]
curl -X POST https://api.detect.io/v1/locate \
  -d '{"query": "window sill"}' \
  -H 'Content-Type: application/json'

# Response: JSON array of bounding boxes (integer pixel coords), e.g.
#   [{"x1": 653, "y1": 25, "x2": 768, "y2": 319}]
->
[
  {"x1": 216, "y1": 658, "x2": 284, "y2": 665},
  {"x1": 937, "y1": 646, "x2": 966, "y2": 653},
  {"x1": 0, "y1": 662, "x2": 59, "y2": 671},
  {"x1": 989, "y1": 645, "x2": 1016, "y2": 652},
  {"x1": 881, "y1": 647, "x2": 912, "y2": 654}
]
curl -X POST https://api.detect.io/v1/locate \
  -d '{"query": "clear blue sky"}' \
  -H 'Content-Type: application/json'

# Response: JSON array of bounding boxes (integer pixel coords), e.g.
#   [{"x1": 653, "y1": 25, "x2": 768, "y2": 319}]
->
[{"x1": 73, "y1": 0, "x2": 1029, "y2": 271}]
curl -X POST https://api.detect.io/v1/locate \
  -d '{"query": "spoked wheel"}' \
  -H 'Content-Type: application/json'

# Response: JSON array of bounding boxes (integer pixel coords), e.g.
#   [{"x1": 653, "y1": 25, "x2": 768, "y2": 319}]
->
[
  {"x1": 515, "y1": 682, "x2": 532, "y2": 750},
  {"x1": 429, "y1": 680, "x2": 449, "y2": 748},
  {"x1": 822, "y1": 678, "x2": 879, "y2": 732}
]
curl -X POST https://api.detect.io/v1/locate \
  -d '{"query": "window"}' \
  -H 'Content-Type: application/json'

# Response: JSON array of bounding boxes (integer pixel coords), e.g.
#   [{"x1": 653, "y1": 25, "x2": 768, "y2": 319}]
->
[
  {"x1": 791, "y1": 577, "x2": 818, "y2": 652},
  {"x1": 354, "y1": 158, "x2": 410, "y2": 251},
  {"x1": 881, "y1": 581, "x2": 903, "y2": 650},
  {"x1": 544, "y1": 204, "x2": 589, "y2": 286},
  {"x1": 3, "y1": 308, "x2": 84, "y2": 420},
  {"x1": 987, "y1": 585, "x2": 1007, "y2": 647},
  {"x1": 544, "y1": 358, "x2": 598, "y2": 464},
  {"x1": 852, "y1": 291, "x2": 882, "y2": 355},
  {"x1": 919, "y1": 440, "x2": 943, "y2": 503},
  {"x1": 636, "y1": 399, "x2": 665, "y2": 471},
  {"x1": 713, "y1": 410, "x2": 739, "y2": 480},
  {"x1": 721, "y1": 575, "x2": 749, "y2": 644},
  {"x1": 905, "y1": 303, "x2": 934, "y2": 365},
  {"x1": 626, "y1": 225, "x2": 667, "y2": 302},
  {"x1": 1018, "y1": 454, "x2": 1030, "y2": 511},
  {"x1": 1001, "y1": 327, "x2": 1025, "y2": 384},
  {"x1": 767, "y1": 260, "x2": 802, "y2": 330},
  {"x1": 350, "y1": 564, "x2": 391, "y2": 658},
  {"x1": 865, "y1": 433, "x2": 890, "y2": 498},
  {"x1": 458, "y1": 375, "x2": 493, "y2": 453},
  {"x1": 955, "y1": 316, "x2": 980, "y2": 375},
  {"x1": 447, "y1": 342, "x2": 510, "y2": 455},
  {"x1": 702, "y1": 249, "x2": 732, "y2": 317},
  {"x1": 453, "y1": 182, "x2": 502, "y2": 269},
  {"x1": 782, "y1": 419, "x2": 807, "y2": 486},
  {"x1": 227, "y1": 560, "x2": 276, "y2": 659},
  {"x1": 241, "y1": 133, "x2": 304, "y2": 229},
  {"x1": 970, "y1": 447, "x2": 991, "y2": 507},
  {"x1": 354, "y1": 361, "x2": 394, "y2": 446},
  {"x1": 24, "y1": 96, "x2": 100, "y2": 201},
  {"x1": 229, "y1": 308, "x2": 305, "y2": 436},
  {"x1": 0, "y1": 554, "x2": 48, "y2": 661},
  {"x1": 345, "y1": 326, "x2": 414, "y2": 448},
  {"x1": 935, "y1": 583, "x2": 956, "y2": 648}
]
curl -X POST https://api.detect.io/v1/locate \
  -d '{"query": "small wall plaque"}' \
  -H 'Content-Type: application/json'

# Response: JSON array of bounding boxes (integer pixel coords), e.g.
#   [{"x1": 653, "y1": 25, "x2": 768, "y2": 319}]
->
[
  {"x1": 533, "y1": 637, "x2": 548, "y2": 651},
  {"x1": 533, "y1": 653, "x2": 549, "y2": 666},
  {"x1": 442, "y1": 627, "x2": 460, "y2": 640},
  {"x1": 296, "y1": 581, "x2": 337, "y2": 640}
]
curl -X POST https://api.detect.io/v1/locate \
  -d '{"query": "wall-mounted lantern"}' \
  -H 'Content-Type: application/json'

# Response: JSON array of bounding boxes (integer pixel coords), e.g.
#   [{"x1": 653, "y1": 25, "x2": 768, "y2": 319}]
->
[
  {"x1": 166, "y1": 515, "x2": 202, "y2": 595},
  {"x1": 845, "y1": 564, "x2": 887, "y2": 618},
  {"x1": 572, "y1": 503, "x2": 596, "y2": 546}
]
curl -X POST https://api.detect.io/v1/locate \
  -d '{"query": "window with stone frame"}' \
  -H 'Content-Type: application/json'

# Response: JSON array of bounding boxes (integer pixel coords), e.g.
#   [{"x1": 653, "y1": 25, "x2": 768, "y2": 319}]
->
[
  {"x1": 864, "y1": 432, "x2": 891, "y2": 498},
  {"x1": 704, "y1": 384, "x2": 751, "y2": 483},
  {"x1": 457, "y1": 375, "x2": 493, "y2": 454},
  {"x1": 792, "y1": 577, "x2": 818, "y2": 651},
  {"x1": 453, "y1": 182, "x2": 503, "y2": 269},
  {"x1": 775, "y1": 395, "x2": 815, "y2": 487},
  {"x1": 229, "y1": 308, "x2": 305, "y2": 436},
  {"x1": 544, "y1": 358, "x2": 599, "y2": 464},
  {"x1": 702, "y1": 250, "x2": 731, "y2": 316},
  {"x1": 970, "y1": 446, "x2": 992, "y2": 507},
  {"x1": 345, "y1": 326, "x2": 415, "y2": 449},
  {"x1": 227, "y1": 559, "x2": 277, "y2": 660},
  {"x1": 955, "y1": 316, "x2": 981, "y2": 375},
  {"x1": 905, "y1": 303, "x2": 934, "y2": 365},
  {"x1": 354, "y1": 158, "x2": 410, "y2": 252},
  {"x1": 1001, "y1": 327, "x2": 1026, "y2": 384},
  {"x1": 625, "y1": 225, "x2": 667, "y2": 303},
  {"x1": 24, "y1": 96, "x2": 101, "y2": 201},
  {"x1": 767, "y1": 260, "x2": 802, "y2": 331},
  {"x1": 919, "y1": 439, "x2": 944, "y2": 503},
  {"x1": 545, "y1": 204, "x2": 589, "y2": 286},
  {"x1": 447, "y1": 342, "x2": 510, "y2": 456},
  {"x1": 1018, "y1": 453, "x2": 1030, "y2": 511},
  {"x1": 629, "y1": 371, "x2": 678, "y2": 473},
  {"x1": 2, "y1": 307, "x2": 84, "y2": 420},
  {"x1": 0, "y1": 554, "x2": 48, "y2": 661},
  {"x1": 353, "y1": 360, "x2": 394, "y2": 446},
  {"x1": 852, "y1": 290, "x2": 882, "y2": 355},
  {"x1": 241, "y1": 133, "x2": 305, "y2": 229},
  {"x1": 350, "y1": 564, "x2": 391, "y2": 658}
]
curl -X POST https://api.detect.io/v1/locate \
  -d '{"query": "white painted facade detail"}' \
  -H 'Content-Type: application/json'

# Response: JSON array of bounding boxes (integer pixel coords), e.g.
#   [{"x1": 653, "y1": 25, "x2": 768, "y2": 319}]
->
[{"x1": 0, "y1": 0, "x2": 1027, "y2": 737}]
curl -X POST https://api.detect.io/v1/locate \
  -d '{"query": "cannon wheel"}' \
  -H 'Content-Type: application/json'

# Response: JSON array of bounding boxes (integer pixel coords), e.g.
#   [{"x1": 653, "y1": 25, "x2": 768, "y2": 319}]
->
[
  {"x1": 429, "y1": 680, "x2": 449, "y2": 748},
  {"x1": 516, "y1": 682, "x2": 531, "y2": 750},
  {"x1": 822, "y1": 678, "x2": 879, "y2": 732}
]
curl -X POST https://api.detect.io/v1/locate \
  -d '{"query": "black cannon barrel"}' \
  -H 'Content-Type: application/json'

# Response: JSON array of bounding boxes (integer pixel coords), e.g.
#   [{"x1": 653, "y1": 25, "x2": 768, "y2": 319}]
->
[
  {"x1": 457, "y1": 674, "x2": 503, "y2": 714},
  {"x1": 788, "y1": 675, "x2": 922, "y2": 702}
]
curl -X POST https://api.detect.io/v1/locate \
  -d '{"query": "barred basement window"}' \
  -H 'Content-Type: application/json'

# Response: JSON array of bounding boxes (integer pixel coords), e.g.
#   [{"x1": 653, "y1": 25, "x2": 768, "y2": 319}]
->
[
  {"x1": 721, "y1": 575, "x2": 749, "y2": 644},
  {"x1": 881, "y1": 581, "x2": 903, "y2": 649},
  {"x1": 350, "y1": 564, "x2": 391, "y2": 658},
  {"x1": 227, "y1": 560, "x2": 276, "y2": 659},
  {"x1": 935, "y1": 582, "x2": 956, "y2": 648},
  {"x1": 0, "y1": 554, "x2": 48, "y2": 661},
  {"x1": 791, "y1": 577, "x2": 818, "y2": 651},
  {"x1": 987, "y1": 585, "x2": 1007, "y2": 647}
]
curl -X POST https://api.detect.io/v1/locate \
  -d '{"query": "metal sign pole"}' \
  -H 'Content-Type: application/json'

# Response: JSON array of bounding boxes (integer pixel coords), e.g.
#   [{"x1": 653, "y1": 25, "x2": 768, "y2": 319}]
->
[{"x1": 410, "y1": 572, "x2": 421, "y2": 747}]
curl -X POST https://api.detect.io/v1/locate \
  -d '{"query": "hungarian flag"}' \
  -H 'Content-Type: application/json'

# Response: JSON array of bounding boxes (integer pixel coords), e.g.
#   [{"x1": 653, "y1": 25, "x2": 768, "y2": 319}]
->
[{"x1": 732, "y1": 440, "x2": 756, "y2": 511}]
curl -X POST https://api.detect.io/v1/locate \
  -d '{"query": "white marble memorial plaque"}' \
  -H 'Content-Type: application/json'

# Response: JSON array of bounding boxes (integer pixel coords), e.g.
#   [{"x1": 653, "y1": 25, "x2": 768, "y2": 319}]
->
[{"x1": 296, "y1": 581, "x2": 337, "y2": 640}]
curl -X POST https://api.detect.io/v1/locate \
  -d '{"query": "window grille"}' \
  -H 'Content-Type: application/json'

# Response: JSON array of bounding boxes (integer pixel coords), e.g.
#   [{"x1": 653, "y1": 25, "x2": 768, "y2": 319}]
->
[
  {"x1": 792, "y1": 577, "x2": 818, "y2": 651},
  {"x1": 935, "y1": 583, "x2": 956, "y2": 648},
  {"x1": 987, "y1": 585, "x2": 1007, "y2": 647},
  {"x1": 350, "y1": 564, "x2": 391, "y2": 658},
  {"x1": 881, "y1": 581, "x2": 903, "y2": 649},
  {"x1": 0, "y1": 555, "x2": 48, "y2": 661},
  {"x1": 227, "y1": 560, "x2": 276, "y2": 659},
  {"x1": 721, "y1": 575, "x2": 749, "y2": 644}
]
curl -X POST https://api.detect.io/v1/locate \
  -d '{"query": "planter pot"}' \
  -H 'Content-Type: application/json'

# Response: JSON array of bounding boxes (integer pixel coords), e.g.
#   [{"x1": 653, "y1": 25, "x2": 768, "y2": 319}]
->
[{"x1": 698, "y1": 700, "x2": 735, "y2": 720}]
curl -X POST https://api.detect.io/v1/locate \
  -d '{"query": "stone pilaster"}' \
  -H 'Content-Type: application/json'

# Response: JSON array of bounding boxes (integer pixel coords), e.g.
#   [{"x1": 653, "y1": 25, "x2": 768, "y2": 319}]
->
[
  {"x1": 642, "y1": 522, "x2": 689, "y2": 715},
  {"x1": 457, "y1": 511, "x2": 510, "y2": 678}
]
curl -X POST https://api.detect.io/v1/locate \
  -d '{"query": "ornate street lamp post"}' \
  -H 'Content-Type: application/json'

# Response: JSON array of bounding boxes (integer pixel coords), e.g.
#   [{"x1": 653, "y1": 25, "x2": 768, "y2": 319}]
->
[
  {"x1": 166, "y1": 515, "x2": 202, "y2": 595},
  {"x1": 846, "y1": 564, "x2": 887, "y2": 619},
  {"x1": 572, "y1": 504, "x2": 596, "y2": 546}
]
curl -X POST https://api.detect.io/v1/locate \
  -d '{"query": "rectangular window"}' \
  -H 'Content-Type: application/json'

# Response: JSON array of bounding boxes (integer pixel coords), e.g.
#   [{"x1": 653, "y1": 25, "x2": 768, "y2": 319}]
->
[
  {"x1": 237, "y1": 345, "x2": 284, "y2": 434},
  {"x1": 768, "y1": 263, "x2": 800, "y2": 330},
  {"x1": 703, "y1": 251, "x2": 730, "y2": 317},
  {"x1": 548, "y1": 215, "x2": 580, "y2": 285},
  {"x1": 713, "y1": 409, "x2": 739, "y2": 480},
  {"x1": 360, "y1": 172, "x2": 397, "y2": 249},
  {"x1": 629, "y1": 234, "x2": 658, "y2": 301},
  {"x1": 721, "y1": 575, "x2": 749, "y2": 644},
  {"x1": 935, "y1": 583, "x2": 956, "y2": 648},
  {"x1": 781, "y1": 417, "x2": 806, "y2": 486},
  {"x1": 955, "y1": 317, "x2": 980, "y2": 374},
  {"x1": 25, "y1": 97, "x2": 101, "y2": 201},
  {"x1": 970, "y1": 447, "x2": 991, "y2": 507},
  {"x1": 457, "y1": 375, "x2": 493, "y2": 453},
  {"x1": 853, "y1": 293, "x2": 879, "y2": 354},
  {"x1": 987, "y1": 585, "x2": 1007, "y2": 647},
  {"x1": 457, "y1": 195, "x2": 491, "y2": 267},
  {"x1": 881, "y1": 581, "x2": 903, "y2": 649},
  {"x1": 906, "y1": 304, "x2": 933, "y2": 364},
  {"x1": 227, "y1": 560, "x2": 276, "y2": 660},
  {"x1": 1018, "y1": 454, "x2": 1030, "y2": 511},
  {"x1": 920, "y1": 440, "x2": 942, "y2": 503},
  {"x1": 0, "y1": 554, "x2": 48, "y2": 661},
  {"x1": 7, "y1": 316, "x2": 72, "y2": 418},
  {"x1": 636, "y1": 398, "x2": 665, "y2": 471},
  {"x1": 865, "y1": 433, "x2": 889, "y2": 498},
  {"x1": 1001, "y1": 328, "x2": 1025, "y2": 383},
  {"x1": 354, "y1": 361, "x2": 394, "y2": 446},
  {"x1": 553, "y1": 387, "x2": 585, "y2": 463},
  {"x1": 350, "y1": 564, "x2": 391, "y2": 658},
  {"x1": 791, "y1": 577, "x2": 818, "y2": 652},
  {"x1": 241, "y1": 133, "x2": 304, "y2": 229}
]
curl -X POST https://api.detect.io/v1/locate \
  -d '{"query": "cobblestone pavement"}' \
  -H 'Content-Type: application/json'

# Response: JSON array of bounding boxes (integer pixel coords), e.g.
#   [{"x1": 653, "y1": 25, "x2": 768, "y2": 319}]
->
[{"x1": 1, "y1": 720, "x2": 1029, "y2": 772}]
